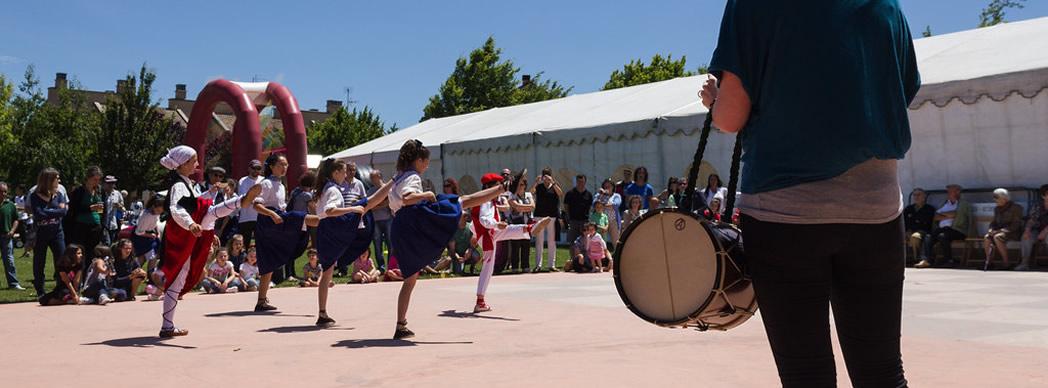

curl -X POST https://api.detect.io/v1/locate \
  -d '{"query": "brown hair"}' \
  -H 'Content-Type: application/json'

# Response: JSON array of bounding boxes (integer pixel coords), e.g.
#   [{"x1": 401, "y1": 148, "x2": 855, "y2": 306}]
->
[
  {"x1": 396, "y1": 139, "x2": 430, "y2": 172},
  {"x1": 36, "y1": 168, "x2": 60, "y2": 197}
]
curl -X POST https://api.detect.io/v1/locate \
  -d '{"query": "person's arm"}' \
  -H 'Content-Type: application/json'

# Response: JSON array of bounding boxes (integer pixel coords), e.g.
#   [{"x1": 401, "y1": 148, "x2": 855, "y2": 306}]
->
[
  {"x1": 459, "y1": 184, "x2": 506, "y2": 209},
  {"x1": 59, "y1": 271, "x2": 80, "y2": 304},
  {"x1": 8, "y1": 217, "x2": 18, "y2": 238},
  {"x1": 169, "y1": 182, "x2": 201, "y2": 235},
  {"x1": 363, "y1": 180, "x2": 394, "y2": 212},
  {"x1": 477, "y1": 203, "x2": 500, "y2": 230},
  {"x1": 700, "y1": 72, "x2": 751, "y2": 133},
  {"x1": 32, "y1": 195, "x2": 68, "y2": 219},
  {"x1": 610, "y1": 194, "x2": 622, "y2": 209},
  {"x1": 252, "y1": 180, "x2": 283, "y2": 223},
  {"x1": 552, "y1": 182, "x2": 564, "y2": 198}
]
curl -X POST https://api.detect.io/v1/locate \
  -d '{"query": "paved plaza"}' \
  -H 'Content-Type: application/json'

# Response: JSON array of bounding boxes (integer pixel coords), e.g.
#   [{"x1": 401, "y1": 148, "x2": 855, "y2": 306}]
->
[{"x1": 1, "y1": 269, "x2": 1045, "y2": 387}]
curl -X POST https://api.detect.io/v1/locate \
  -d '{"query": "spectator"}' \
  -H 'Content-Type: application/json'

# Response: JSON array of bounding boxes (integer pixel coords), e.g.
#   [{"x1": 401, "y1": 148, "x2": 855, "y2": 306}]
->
[
  {"x1": 704, "y1": 197, "x2": 724, "y2": 222},
  {"x1": 237, "y1": 159, "x2": 265, "y2": 249},
  {"x1": 508, "y1": 175, "x2": 534, "y2": 273},
  {"x1": 239, "y1": 247, "x2": 260, "y2": 292},
  {"x1": 448, "y1": 212, "x2": 480, "y2": 275},
  {"x1": 216, "y1": 178, "x2": 240, "y2": 245},
  {"x1": 614, "y1": 168, "x2": 633, "y2": 211},
  {"x1": 594, "y1": 179, "x2": 623, "y2": 245},
  {"x1": 67, "y1": 166, "x2": 106, "y2": 268},
  {"x1": 14, "y1": 185, "x2": 34, "y2": 260},
  {"x1": 282, "y1": 171, "x2": 317, "y2": 284},
  {"x1": 370, "y1": 170, "x2": 394, "y2": 272},
  {"x1": 30, "y1": 168, "x2": 68, "y2": 296},
  {"x1": 39, "y1": 244, "x2": 84, "y2": 306},
  {"x1": 383, "y1": 255, "x2": 404, "y2": 282},
  {"x1": 495, "y1": 169, "x2": 513, "y2": 272},
  {"x1": 132, "y1": 196, "x2": 163, "y2": 272},
  {"x1": 589, "y1": 201, "x2": 610, "y2": 241},
  {"x1": 564, "y1": 174, "x2": 593, "y2": 248},
  {"x1": 984, "y1": 188, "x2": 1024, "y2": 269},
  {"x1": 197, "y1": 166, "x2": 227, "y2": 203},
  {"x1": 352, "y1": 250, "x2": 381, "y2": 284},
  {"x1": 532, "y1": 167, "x2": 563, "y2": 272},
  {"x1": 624, "y1": 166, "x2": 655, "y2": 209},
  {"x1": 1017, "y1": 184, "x2": 1048, "y2": 271},
  {"x1": 0, "y1": 182, "x2": 24, "y2": 290},
  {"x1": 301, "y1": 249, "x2": 325, "y2": 287},
  {"x1": 903, "y1": 188, "x2": 935, "y2": 263},
  {"x1": 622, "y1": 195, "x2": 647, "y2": 231},
  {"x1": 226, "y1": 234, "x2": 247, "y2": 272},
  {"x1": 110, "y1": 238, "x2": 146, "y2": 300},
  {"x1": 201, "y1": 247, "x2": 241, "y2": 294},
  {"x1": 918, "y1": 184, "x2": 972, "y2": 268},
  {"x1": 571, "y1": 222, "x2": 611, "y2": 273},
  {"x1": 82, "y1": 245, "x2": 127, "y2": 304},
  {"x1": 336, "y1": 162, "x2": 367, "y2": 276},
  {"x1": 657, "y1": 177, "x2": 682, "y2": 208},
  {"x1": 101, "y1": 176, "x2": 124, "y2": 245},
  {"x1": 701, "y1": 174, "x2": 728, "y2": 207}
]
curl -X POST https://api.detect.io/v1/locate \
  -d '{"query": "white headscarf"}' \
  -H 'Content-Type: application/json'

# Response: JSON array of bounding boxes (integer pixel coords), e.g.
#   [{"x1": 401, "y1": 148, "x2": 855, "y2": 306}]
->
[
  {"x1": 160, "y1": 145, "x2": 197, "y2": 171},
  {"x1": 993, "y1": 188, "x2": 1010, "y2": 201}
]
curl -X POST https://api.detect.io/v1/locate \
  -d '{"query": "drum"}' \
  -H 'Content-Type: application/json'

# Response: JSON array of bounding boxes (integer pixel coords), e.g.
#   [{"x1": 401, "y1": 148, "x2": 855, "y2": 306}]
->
[{"x1": 613, "y1": 208, "x2": 756, "y2": 331}]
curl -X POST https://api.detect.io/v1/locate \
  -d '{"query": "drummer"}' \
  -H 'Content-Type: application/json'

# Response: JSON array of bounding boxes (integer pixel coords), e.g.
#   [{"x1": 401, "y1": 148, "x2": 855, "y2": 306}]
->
[{"x1": 702, "y1": 1, "x2": 919, "y2": 386}]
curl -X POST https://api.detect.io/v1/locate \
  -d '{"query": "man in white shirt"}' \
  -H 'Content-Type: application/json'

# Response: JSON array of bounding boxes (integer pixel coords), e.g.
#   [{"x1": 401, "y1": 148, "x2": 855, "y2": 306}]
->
[{"x1": 237, "y1": 160, "x2": 265, "y2": 248}]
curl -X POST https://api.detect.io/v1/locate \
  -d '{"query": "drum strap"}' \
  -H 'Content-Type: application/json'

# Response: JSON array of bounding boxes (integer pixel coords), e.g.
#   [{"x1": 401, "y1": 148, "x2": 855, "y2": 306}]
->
[{"x1": 681, "y1": 102, "x2": 743, "y2": 220}]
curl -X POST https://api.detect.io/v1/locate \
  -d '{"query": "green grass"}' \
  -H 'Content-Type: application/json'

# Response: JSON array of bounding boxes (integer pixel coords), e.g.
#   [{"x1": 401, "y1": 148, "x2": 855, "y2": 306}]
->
[{"x1": 0, "y1": 245, "x2": 580, "y2": 304}]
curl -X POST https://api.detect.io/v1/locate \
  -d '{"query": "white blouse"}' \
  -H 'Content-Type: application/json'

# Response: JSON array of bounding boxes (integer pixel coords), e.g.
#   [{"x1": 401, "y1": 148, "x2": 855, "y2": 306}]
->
[
  {"x1": 253, "y1": 177, "x2": 287, "y2": 211},
  {"x1": 135, "y1": 212, "x2": 160, "y2": 236},
  {"x1": 317, "y1": 185, "x2": 345, "y2": 220},
  {"x1": 169, "y1": 175, "x2": 200, "y2": 230},
  {"x1": 389, "y1": 172, "x2": 423, "y2": 215}
]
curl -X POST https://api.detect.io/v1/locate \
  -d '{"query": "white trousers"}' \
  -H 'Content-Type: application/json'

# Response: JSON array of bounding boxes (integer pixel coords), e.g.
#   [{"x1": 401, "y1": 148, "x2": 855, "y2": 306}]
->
[
  {"x1": 160, "y1": 259, "x2": 190, "y2": 330},
  {"x1": 477, "y1": 225, "x2": 530, "y2": 297},
  {"x1": 534, "y1": 221, "x2": 557, "y2": 269}
]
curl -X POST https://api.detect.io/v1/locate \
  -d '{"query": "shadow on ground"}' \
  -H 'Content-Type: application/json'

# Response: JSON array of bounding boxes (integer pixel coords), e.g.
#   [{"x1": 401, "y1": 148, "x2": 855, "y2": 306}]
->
[
  {"x1": 259, "y1": 325, "x2": 356, "y2": 334},
  {"x1": 439, "y1": 309, "x2": 521, "y2": 321},
  {"x1": 331, "y1": 338, "x2": 474, "y2": 348},
  {"x1": 205, "y1": 310, "x2": 314, "y2": 318},
  {"x1": 83, "y1": 336, "x2": 197, "y2": 349}
]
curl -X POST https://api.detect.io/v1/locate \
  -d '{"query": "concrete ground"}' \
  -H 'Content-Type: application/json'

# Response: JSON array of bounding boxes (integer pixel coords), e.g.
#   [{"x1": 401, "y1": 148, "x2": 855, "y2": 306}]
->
[{"x1": 1, "y1": 268, "x2": 1045, "y2": 387}]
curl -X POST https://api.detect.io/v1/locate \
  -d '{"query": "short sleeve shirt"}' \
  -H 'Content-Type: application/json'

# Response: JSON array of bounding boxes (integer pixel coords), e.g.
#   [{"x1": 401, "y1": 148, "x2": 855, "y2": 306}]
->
[
  {"x1": 534, "y1": 183, "x2": 560, "y2": 217},
  {"x1": 709, "y1": 0, "x2": 920, "y2": 194}
]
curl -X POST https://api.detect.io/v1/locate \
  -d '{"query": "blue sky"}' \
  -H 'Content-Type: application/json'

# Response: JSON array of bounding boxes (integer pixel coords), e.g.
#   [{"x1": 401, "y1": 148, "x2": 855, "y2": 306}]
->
[{"x1": 3, "y1": 0, "x2": 1046, "y2": 129}]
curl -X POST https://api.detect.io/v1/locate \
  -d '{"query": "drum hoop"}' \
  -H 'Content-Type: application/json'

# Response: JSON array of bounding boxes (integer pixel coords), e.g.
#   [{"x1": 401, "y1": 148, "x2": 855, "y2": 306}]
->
[{"x1": 612, "y1": 208, "x2": 730, "y2": 326}]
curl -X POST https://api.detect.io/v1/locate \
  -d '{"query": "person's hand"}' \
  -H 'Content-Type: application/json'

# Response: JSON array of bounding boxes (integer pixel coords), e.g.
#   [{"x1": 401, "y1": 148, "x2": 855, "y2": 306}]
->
[
  {"x1": 497, "y1": 222, "x2": 508, "y2": 229},
  {"x1": 427, "y1": 192, "x2": 438, "y2": 202},
  {"x1": 58, "y1": 201, "x2": 67, "y2": 209},
  {"x1": 347, "y1": 206, "x2": 366, "y2": 215},
  {"x1": 73, "y1": 295, "x2": 82, "y2": 305},
  {"x1": 5, "y1": 230, "x2": 14, "y2": 238},
  {"x1": 189, "y1": 223, "x2": 202, "y2": 237},
  {"x1": 699, "y1": 75, "x2": 718, "y2": 108},
  {"x1": 270, "y1": 214, "x2": 284, "y2": 224},
  {"x1": 1023, "y1": 230, "x2": 1032, "y2": 241}
]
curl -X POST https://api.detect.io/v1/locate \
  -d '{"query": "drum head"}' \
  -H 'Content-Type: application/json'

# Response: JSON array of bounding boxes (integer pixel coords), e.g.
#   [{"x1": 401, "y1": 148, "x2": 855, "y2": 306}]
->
[{"x1": 615, "y1": 209, "x2": 720, "y2": 325}]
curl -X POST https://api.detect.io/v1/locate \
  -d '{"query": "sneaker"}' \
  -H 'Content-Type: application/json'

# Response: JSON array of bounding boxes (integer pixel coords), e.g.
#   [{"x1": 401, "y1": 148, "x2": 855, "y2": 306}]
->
[
  {"x1": 286, "y1": 276, "x2": 298, "y2": 284},
  {"x1": 393, "y1": 326, "x2": 415, "y2": 340},
  {"x1": 914, "y1": 259, "x2": 931, "y2": 268},
  {"x1": 316, "y1": 316, "x2": 336, "y2": 327},
  {"x1": 158, "y1": 328, "x2": 189, "y2": 338},
  {"x1": 254, "y1": 299, "x2": 278, "y2": 312},
  {"x1": 1013, "y1": 263, "x2": 1030, "y2": 271},
  {"x1": 98, "y1": 295, "x2": 112, "y2": 305},
  {"x1": 9, "y1": 284, "x2": 25, "y2": 291},
  {"x1": 473, "y1": 302, "x2": 492, "y2": 313},
  {"x1": 225, "y1": 287, "x2": 238, "y2": 293},
  {"x1": 549, "y1": 267, "x2": 560, "y2": 272},
  {"x1": 79, "y1": 297, "x2": 93, "y2": 304}
]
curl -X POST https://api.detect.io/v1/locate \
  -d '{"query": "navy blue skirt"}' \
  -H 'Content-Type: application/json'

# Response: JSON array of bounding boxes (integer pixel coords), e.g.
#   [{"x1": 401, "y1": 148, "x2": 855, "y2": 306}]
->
[
  {"x1": 390, "y1": 194, "x2": 462, "y2": 278},
  {"x1": 131, "y1": 233, "x2": 158, "y2": 257},
  {"x1": 317, "y1": 199, "x2": 373, "y2": 270},
  {"x1": 255, "y1": 208, "x2": 308, "y2": 275}
]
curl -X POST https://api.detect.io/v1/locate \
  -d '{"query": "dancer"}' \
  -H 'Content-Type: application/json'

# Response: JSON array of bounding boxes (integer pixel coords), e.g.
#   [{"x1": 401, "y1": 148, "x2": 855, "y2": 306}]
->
[
  {"x1": 313, "y1": 158, "x2": 393, "y2": 327},
  {"x1": 388, "y1": 140, "x2": 509, "y2": 339},
  {"x1": 471, "y1": 173, "x2": 551, "y2": 313},
  {"x1": 157, "y1": 145, "x2": 260, "y2": 338},
  {"x1": 251, "y1": 153, "x2": 322, "y2": 312}
]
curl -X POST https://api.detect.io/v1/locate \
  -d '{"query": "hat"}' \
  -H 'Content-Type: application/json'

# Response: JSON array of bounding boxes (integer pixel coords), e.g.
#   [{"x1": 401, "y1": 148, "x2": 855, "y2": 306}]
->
[
  {"x1": 249, "y1": 159, "x2": 263, "y2": 169},
  {"x1": 104, "y1": 175, "x2": 117, "y2": 183},
  {"x1": 481, "y1": 173, "x2": 504, "y2": 185},
  {"x1": 209, "y1": 166, "x2": 227, "y2": 175},
  {"x1": 160, "y1": 145, "x2": 197, "y2": 170}
]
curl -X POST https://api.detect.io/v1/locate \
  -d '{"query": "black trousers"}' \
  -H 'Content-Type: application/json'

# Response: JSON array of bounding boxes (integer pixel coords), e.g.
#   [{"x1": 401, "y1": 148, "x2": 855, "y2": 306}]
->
[
  {"x1": 922, "y1": 227, "x2": 966, "y2": 263},
  {"x1": 508, "y1": 239, "x2": 531, "y2": 270},
  {"x1": 741, "y1": 215, "x2": 907, "y2": 388},
  {"x1": 239, "y1": 221, "x2": 257, "y2": 249}
]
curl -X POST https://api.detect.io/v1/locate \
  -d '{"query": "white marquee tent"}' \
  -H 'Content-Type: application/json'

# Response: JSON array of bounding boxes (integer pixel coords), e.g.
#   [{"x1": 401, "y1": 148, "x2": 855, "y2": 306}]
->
[{"x1": 329, "y1": 16, "x2": 1048, "y2": 197}]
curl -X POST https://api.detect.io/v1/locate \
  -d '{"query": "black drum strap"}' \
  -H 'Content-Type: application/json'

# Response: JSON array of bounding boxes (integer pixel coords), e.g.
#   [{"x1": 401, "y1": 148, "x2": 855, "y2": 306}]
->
[{"x1": 680, "y1": 103, "x2": 743, "y2": 221}]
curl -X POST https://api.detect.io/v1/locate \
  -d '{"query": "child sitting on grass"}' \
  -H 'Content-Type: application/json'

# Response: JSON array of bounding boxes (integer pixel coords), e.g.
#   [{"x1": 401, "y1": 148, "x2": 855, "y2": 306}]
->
[
  {"x1": 82, "y1": 245, "x2": 128, "y2": 305},
  {"x1": 201, "y1": 248, "x2": 241, "y2": 294},
  {"x1": 300, "y1": 249, "x2": 329, "y2": 287},
  {"x1": 39, "y1": 244, "x2": 86, "y2": 306},
  {"x1": 238, "y1": 247, "x2": 260, "y2": 291},
  {"x1": 352, "y1": 250, "x2": 381, "y2": 283},
  {"x1": 111, "y1": 239, "x2": 147, "y2": 300}
]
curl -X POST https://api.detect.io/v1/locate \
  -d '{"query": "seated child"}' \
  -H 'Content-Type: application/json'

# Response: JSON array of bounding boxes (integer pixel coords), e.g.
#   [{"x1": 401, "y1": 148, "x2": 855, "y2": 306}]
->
[
  {"x1": 39, "y1": 244, "x2": 86, "y2": 306},
  {"x1": 111, "y1": 239, "x2": 147, "y2": 300},
  {"x1": 352, "y1": 250, "x2": 381, "y2": 283},
  {"x1": 571, "y1": 222, "x2": 612, "y2": 273},
  {"x1": 383, "y1": 255, "x2": 404, "y2": 282},
  {"x1": 201, "y1": 248, "x2": 241, "y2": 294},
  {"x1": 82, "y1": 245, "x2": 129, "y2": 305},
  {"x1": 238, "y1": 247, "x2": 260, "y2": 291},
  {"x1": 300, "y1": 249, "x2": 329, "y2": 287}
]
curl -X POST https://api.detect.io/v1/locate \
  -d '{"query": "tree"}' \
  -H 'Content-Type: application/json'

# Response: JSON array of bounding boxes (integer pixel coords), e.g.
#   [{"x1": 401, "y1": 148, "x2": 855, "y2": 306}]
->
[
  {"x1": 421, "y1": 37, "x2": 571, "y2": 121},
  {"x1": 979, "y1": 0, "x2": 1025, "y2": 27},
  {"x1": 308, "y1": 106, "x2": 388, "y2": 156},
  {"x1": 603, "y1": 54, "x2": 695, "y2": 91},
  {"x1": 0, "y1": 74, "x2": 16, "y2": 174},
  {"x1": 97, "y1": 65, "x2": 184, "y2": 191},
  {"x1": 5, "y1": 66, "x2": 100, "y2": 186},
  {"x1": 922, "y1": 25, "x2": 933, "y2": 37}
]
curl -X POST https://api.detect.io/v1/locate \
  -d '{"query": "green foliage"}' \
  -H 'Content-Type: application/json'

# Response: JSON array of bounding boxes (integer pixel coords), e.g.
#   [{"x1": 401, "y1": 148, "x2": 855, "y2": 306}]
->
[
  {"x1": 308, "y1": 106, "x2": 388, "y2": 156},
  {"x1": 0, "y1": 74, "x2": 16, "y2": 172},
  {"x1": 97, "y1": 65, "x2": 184, "y2": 192},
  {"x1": 421, "y1": 37, "x2": 571, "y2": 121},
  {"x1": 979, "y1": 0, "x2": 1025, "y2": 27},
  {"x1": 603, "y1": 54, "x2": 695, "y2": 91},
  {"x1": 3, "y1": 66, "x2": 99, "y2": 186}
]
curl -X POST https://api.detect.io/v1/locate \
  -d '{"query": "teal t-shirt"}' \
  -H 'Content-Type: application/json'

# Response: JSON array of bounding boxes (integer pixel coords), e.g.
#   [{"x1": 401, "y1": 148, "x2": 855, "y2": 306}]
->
[{"x1": 709, "y1": 0, "x2": 921, "y2": 194}]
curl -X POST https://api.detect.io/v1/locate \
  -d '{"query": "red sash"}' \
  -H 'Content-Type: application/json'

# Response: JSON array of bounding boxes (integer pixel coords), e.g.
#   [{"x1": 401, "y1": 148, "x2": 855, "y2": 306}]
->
[{"x1": 160, "y1": 197, "x2": 215, "y2": 296}]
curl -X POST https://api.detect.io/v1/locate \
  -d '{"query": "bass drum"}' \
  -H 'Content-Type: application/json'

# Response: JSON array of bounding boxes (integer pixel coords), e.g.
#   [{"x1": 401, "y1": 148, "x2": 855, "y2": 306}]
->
[{"x1": 613, "y1": 208, "x2": 756, "y2": 331}]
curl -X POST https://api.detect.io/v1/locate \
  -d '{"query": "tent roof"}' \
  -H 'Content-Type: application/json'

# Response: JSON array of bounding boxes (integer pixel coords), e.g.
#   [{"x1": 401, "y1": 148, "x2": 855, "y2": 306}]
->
[{"x1": 329, "y1": 16, "x2": 1048, "y2": 161}]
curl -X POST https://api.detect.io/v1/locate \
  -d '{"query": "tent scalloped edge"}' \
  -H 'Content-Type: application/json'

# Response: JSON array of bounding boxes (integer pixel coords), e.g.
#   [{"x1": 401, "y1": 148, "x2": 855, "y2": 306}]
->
[
  {"x1": 910, "y1": 86, "x2": 1047, "y2": 109},
  {"x1": 444, "y1": 126, "x2": 704, "y2": 156}
]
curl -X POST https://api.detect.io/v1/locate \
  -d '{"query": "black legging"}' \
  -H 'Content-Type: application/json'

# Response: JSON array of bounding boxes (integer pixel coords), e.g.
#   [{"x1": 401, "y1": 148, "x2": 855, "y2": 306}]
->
[{"x1": 741, "y1": 215, "x2": 907, "y2": 388}]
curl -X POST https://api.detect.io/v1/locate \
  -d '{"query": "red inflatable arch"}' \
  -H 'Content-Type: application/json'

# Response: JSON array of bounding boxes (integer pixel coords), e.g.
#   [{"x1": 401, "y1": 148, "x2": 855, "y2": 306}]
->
[{"x1": 184, "y1": 80, "x2": 308, "y2": 188}]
